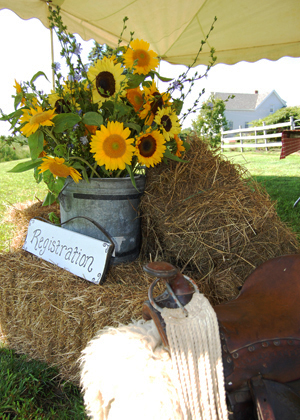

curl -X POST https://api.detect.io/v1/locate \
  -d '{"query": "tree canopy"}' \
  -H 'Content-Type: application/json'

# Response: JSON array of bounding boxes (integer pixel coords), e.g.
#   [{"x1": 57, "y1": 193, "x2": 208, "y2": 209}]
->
[
  {"x1": 250, "y1": 106, "x2": 300, "y2": 127},
  {"x1": 191, "y1": 94, "x2": 229, "y2": 147}
]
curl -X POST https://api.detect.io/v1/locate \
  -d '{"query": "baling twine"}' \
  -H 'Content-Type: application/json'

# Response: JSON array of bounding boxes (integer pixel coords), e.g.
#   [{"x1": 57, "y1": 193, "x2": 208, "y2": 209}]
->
[{"x1": 161, "y1": 292, "x2": 228, "y2": 420}]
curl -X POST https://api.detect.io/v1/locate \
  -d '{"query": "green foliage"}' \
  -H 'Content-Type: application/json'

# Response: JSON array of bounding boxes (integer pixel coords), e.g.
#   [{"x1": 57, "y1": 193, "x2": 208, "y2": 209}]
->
[
  {"x1": 0, "y1": 159, "x2": 48, "y2": 253},
  {"x1": 0, "y1": 347, "x2": 87, "y2": 419},
  {"x1": 191, "y1": 94, "x2": 230, "y2": 147},
  {"x1": 250, "y1": 106, "x2": 300, "y2": 127},
  {"x1": 0, "y1": 135, "x2": 30, "y2": 162}
]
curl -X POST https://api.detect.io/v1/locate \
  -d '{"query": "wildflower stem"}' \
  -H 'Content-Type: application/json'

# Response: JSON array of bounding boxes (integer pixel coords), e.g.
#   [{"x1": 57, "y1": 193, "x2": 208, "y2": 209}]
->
[
  {"x1": 69, "y1": 156, "x2": 101, "y2": 178},
  {"x1": 42, "y1": 128, "x2": 59, "y2": 145}
]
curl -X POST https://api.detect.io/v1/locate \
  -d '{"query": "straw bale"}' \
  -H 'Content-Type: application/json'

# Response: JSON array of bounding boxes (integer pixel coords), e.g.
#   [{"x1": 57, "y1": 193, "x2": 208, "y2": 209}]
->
[
  {"x1": 3, "y1": 200, "x2": 59, "y2": 251},
  {"x1": 0, "y1": 251, "x2": 162, "y2": 383},
  {"x1": 140, "y1": 136, "x2": 300, "y2": 302},
  {"x1": 0, "y1": 135, "x2": 299, "y2": 383}
]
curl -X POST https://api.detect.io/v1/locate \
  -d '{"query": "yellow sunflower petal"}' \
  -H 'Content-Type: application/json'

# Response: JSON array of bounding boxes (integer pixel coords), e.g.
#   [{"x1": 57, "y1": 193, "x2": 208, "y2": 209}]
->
[
  {"x1": 174, "y1": 134, "x2": 186, "y2": 157},
  {"x1": 154, "y1": 107, "x2": 181, "y2": 141},
  {"x1": 19, "y1": 106, "x2": 57, "y2": 137},
  {"x1": 135, "y1": 129, "x2": 166, "y2": 167},
  {"x1": 90, "y1": 121, "x2": 135, "y2": 171},
  {"x1": 123, "y1": 38, "x2": 159, "y2": 75},
  {"x1": 87, "y1": 57, "x2": 126, "y2": 107},
  {"x1": 38, "y1": 156, "x2": 82, "y2": 182}
]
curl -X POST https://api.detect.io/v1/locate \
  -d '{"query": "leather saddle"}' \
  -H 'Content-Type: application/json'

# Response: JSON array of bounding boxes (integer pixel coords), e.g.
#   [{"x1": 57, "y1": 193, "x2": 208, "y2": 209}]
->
[{"x1": 142, "y1": 254, "x2": 300, "y2": 420}]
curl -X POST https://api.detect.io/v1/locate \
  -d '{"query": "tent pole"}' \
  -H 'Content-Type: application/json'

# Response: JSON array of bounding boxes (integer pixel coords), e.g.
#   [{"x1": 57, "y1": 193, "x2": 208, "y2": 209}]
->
[{"x1": 50, "y1": 26, "x2": 55, "y2": 89}]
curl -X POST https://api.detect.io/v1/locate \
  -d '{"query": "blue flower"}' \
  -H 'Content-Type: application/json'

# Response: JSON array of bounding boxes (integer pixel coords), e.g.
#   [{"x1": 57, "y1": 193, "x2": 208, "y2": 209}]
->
[
  {"x1": 52, "y1": 62, "x2": 61, "y2": 72},
  {"x1": 74, "y1": 43, "x2": 83, "y2": 56}
]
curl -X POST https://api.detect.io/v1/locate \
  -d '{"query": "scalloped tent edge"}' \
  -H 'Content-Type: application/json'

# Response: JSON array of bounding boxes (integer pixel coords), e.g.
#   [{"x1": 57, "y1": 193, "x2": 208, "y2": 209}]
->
[{"x1": 0, "y1": 0, "x2": 299, "y2": 67}]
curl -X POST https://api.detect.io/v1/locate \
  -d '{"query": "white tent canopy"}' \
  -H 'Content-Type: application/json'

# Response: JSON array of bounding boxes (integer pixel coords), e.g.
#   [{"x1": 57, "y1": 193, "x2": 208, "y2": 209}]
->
[{"x1": 0, "y1": 0, "x2": 299, "y2": 66}]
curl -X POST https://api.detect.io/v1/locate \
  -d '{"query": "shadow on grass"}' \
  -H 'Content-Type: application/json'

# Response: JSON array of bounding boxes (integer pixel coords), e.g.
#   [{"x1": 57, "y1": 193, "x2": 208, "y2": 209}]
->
[{"x1": 253, "y1": 175, "x2": 300, "y2": 236}]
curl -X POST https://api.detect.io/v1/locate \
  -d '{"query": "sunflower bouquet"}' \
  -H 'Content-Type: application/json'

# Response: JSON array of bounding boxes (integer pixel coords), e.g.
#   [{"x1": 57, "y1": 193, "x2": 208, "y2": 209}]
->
[{"x1": 1, "y1": 7, "x2": 216, "y2": 205}]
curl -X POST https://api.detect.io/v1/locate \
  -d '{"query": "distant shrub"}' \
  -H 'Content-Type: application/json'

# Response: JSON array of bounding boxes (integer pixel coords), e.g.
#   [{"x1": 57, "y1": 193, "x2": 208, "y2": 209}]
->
[
  {"x1": 0, "y1": 135, "x2": 30, "y2": 162},
  {"x1": 250, "y1": 106, "x2": 300, "y2": 127}
]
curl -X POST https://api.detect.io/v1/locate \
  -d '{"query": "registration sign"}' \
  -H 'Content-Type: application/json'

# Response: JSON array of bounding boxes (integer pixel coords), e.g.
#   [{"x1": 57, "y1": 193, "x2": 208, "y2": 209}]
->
[{"x1": 23, "y1": 219, "x2": 114, "y2": 285}]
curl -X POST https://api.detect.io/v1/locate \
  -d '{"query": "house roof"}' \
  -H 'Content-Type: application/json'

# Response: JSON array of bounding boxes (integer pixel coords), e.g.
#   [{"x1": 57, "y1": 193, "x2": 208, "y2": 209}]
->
[{"x1": 213, "y1": 90, "x2": 286, "y2": 110}]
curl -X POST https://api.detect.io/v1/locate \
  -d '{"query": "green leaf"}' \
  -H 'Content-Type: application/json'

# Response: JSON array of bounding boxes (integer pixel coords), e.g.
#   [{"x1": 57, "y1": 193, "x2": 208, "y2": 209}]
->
[
  {"x1": 49, "y1": 212, "x2": 60, "y2": 225},
  {"x1": 124, "y1": 122, "x2": 141, "y2": 133},
  {"x1": 82, "y1": 112, "x2": 103, "y2": 127},
  {"x1": 125, "y1": 164, "x2": 137, "y2": 190},
  {"x1": 173, "y1": 99, "x2": 184, "y2": 115},
  {"x1": 43, "y1": 191, "x2": 57, "y2": 206},
  {"x1": 14, "y1": 93, "x2": 23, "y2": 110},
  {"x1": 126, "y1": 74, "x2": 146, "y2": 89},
  {"x1": 81, "y1": 167, "x2": 89, "y2": 183},
  {"x1": 54, "y1": 144, "x2": 67, "y2": 157},
  {"x1": 28, "y1": 130, "x2": 44, "y2": 160},
  {"x1": 0, "y1": 108, "x2": 23, "y2": 121},
  {"x1": 30, "y1": 71, "x2": 49, "y2": 84},
  {"x1": 164, "y1": 148, "x2": 187, "y2": 163},
  {"x1": 150, "y1": 71, "x2": 173, "y2": 83},
  {"x1": 182, "y1": 140, "x2": 190, "y2": 152},
  {"x1": 52, "y1": 113, "x2": 81, "y2": 133},
  {"x1": 8, "y1": 159, "x2": 43, "y2": 173}
]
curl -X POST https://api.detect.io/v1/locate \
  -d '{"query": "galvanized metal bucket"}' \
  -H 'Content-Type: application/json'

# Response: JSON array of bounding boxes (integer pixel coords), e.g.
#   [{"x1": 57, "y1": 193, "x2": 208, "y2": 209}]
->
[{"x1": 58, "y1": 175, "x2": 146, "y2": 265}]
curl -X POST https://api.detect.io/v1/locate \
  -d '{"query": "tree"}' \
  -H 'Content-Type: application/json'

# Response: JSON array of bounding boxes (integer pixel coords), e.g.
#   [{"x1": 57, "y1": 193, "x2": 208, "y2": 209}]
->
[
  {"x1": 192, "y1": 94, "x2": 229, "y2": 147},
  {"x1": 250, "y1": 106, "x2": 300, "y2": 127}
]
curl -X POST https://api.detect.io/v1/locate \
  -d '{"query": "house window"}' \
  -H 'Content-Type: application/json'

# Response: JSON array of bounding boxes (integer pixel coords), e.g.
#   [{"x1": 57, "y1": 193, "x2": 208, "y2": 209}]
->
[
  {"x1": 245, "y1": 122, "x2": 250, "y2": 128},
  {"x1": 228, "y1": 121, "x2": 233, "y2": 130},
  {"x1": 270, "y1": 105, "x2": 274, "y2": 113}
]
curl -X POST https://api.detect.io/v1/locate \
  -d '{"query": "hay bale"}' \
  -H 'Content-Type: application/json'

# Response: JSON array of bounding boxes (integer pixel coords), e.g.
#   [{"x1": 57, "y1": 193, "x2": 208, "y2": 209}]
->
[
  {"x1": 0, "y1": 136, "x2": 299, "y2": 382},
  {"x1": 140, "y1": 136, "x2": 300, "y2": 303},
  {"x1": 0, "y1": 251, "x2": 171, "y2": 383}
]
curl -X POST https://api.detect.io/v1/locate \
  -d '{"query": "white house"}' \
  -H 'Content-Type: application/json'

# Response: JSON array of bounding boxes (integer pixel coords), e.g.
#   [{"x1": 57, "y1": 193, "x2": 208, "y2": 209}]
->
[{"x1": 213, "y1": 90, "x2": 287, "y2": 130}]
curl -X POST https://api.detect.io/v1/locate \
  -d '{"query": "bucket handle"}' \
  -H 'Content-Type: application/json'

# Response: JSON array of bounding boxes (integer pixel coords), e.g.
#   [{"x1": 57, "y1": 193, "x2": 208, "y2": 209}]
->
[{"x1": 60, "y1": 216, "x2": 115, "y2": 253}]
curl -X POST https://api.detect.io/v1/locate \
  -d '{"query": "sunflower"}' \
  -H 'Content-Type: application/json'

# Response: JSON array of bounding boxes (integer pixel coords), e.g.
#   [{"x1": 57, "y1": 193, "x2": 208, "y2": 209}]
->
[
  {"x1": 139, "y1": 81, "x2": 171, "y2": 125},
  {"x1": 135, "y1": 129, "x2": 166, "y2": 167},
  {"x1": 154, "y1": 107, "x2": 181, "y2": 141},
  {"x1": 87, "y1": 57, "x2": 126, "y2": 106},
  {"x1": 38, "y1": 156, "x2": 82, "y2": 182},
  {"x1": 126, "y1": 87, "x2": 144, "y2": 112},
  {"x1": 123, "y1": 39, "x2": 159, "y2": 75},
  {"x1": 48, "y1": 82, "x2": 79, "y2": 113},
  {"x1": 90, "y1": 121, "x2": 135, "y2": 171},
  {"x1": 173, "y1": 134, "x2": 186, "y2": 157},
  {"x1": 19, "y1": 106, "x2": 56, "y2": 137}
]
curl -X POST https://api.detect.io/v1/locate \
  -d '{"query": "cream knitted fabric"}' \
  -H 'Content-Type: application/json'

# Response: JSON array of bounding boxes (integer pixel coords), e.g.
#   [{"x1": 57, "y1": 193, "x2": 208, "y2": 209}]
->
[{"x1": 161, "y1": 292, "x2": 228, "y2": 420}]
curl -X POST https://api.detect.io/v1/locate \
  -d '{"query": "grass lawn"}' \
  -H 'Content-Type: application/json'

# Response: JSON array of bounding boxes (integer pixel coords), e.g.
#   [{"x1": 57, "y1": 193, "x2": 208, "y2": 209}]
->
[
  {"x1": 222, "y1": 150, "x2": 300, "y2": 237},
  {"x1": 0, "y1": 159, "x2": 48, "y2": 252}
]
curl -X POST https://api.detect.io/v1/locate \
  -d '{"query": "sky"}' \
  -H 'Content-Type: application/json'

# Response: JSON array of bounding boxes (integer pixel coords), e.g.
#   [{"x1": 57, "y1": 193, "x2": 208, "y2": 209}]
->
[{"x1": 0, "y1": 8, "x2": 299, "y2": 135}]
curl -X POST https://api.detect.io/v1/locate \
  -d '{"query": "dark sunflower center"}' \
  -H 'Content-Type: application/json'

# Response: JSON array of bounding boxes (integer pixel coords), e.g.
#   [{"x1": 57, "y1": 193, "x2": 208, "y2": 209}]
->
[
  {"x1": 96, "y1": 71, "x2": 116, "y2": 98},
  {"x1": 161, "y1": 115, "x2": 172, "y2": 132},
  {"x1": 55, "y1": 99, "x2": 69, "y2": 114},
  {"x1": 150, "y1": 92, "x2": 163, "y2": 116},
  {"x1": 138, "y1": 135, "x2": 156, "y2": 157}
]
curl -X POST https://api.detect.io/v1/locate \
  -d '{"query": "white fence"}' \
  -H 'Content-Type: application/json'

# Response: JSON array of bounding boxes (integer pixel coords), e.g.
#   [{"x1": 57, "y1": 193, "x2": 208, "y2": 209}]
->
[{"x1": 221, "y1": 117, "x2": 299, "y2": 152}]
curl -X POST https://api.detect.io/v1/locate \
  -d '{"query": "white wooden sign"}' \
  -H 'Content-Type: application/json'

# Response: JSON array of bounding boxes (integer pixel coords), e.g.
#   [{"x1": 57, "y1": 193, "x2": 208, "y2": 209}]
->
[{"x1": 23, "y1": 219, "x2": 113, "y2": 285}]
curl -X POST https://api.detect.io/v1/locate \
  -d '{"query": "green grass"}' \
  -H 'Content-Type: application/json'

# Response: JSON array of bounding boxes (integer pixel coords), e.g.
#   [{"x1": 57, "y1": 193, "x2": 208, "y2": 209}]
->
[
  {"x1": 222, "y1": 150, "x2": 300, "y2": 237},
  {"x1": 0, "y1": 160, "x2": 48, "y2": 252},
  {"x1": 0, "y1": 347, "x2": 87, "y2": 419}
]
